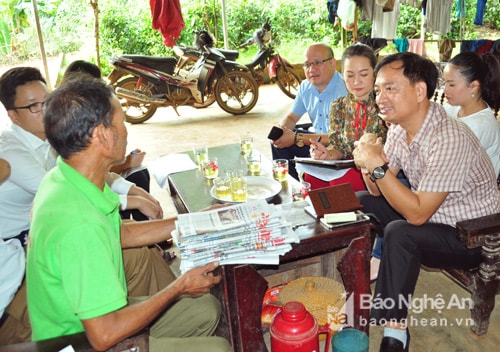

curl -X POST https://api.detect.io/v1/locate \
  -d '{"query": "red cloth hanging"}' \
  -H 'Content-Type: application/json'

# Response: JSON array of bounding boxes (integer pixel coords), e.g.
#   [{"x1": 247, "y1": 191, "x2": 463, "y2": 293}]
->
[{"x1": 150, "y1": 0, "x2": 185, "y2": 47}]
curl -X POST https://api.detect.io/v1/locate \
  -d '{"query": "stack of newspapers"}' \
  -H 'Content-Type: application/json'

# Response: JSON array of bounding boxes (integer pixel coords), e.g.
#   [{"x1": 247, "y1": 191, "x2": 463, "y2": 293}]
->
[{"x1": 173, "y1": 200, "x2": 299, "y2": 273}]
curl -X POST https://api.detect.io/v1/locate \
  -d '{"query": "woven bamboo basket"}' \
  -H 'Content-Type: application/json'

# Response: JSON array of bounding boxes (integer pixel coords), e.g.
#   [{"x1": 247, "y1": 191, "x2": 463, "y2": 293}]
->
[{"x1": 278, "y1": 276, "x2": 345, "y2": 326}]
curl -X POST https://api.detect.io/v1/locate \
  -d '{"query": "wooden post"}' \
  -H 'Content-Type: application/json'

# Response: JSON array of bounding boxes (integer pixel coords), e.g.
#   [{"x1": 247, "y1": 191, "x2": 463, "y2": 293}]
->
[
  {"x1": 353, "y1": 6, "x2": 358, "y2": 43},
  {"x1": 31, "y1": 0, "x2": 52, "y2": 89},
  {"x1": 89, "y1": 0, "x2": 101, "y2": 68}
]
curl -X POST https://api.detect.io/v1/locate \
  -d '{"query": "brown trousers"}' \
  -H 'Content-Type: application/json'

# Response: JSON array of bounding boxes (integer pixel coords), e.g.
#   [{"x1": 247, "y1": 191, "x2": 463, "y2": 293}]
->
[{"x1": 0, "y1": 246, "x2": 176, "y2": 345}]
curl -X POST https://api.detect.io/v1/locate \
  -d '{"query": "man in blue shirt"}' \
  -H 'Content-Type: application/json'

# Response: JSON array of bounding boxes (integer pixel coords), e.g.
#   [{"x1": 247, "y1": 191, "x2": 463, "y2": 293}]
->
[{"x1": 270, "y1": 43, "x2": 347, "y2": 180}]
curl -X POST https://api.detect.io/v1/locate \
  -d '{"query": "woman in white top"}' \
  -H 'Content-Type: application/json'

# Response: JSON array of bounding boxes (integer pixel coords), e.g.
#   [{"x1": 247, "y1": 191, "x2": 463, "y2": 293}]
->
[{"x1": 443, "y1": 51, "x2": 500, "y2": 176}]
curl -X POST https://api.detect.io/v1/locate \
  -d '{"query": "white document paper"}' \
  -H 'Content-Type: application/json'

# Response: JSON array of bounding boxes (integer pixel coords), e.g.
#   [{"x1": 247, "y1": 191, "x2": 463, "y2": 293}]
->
[
  {"x1": 295, "y1": 162, "x2": 351, "y2": 182},
  {"x1": 149, "y1": 153, "x2": 198, "y2": 188}
]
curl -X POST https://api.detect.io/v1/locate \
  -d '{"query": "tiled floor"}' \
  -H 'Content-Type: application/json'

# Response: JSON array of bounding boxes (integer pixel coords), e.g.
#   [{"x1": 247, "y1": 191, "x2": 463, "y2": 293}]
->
[{"x1": 127, "y1": 84, "x2": 499, "y2": 352}]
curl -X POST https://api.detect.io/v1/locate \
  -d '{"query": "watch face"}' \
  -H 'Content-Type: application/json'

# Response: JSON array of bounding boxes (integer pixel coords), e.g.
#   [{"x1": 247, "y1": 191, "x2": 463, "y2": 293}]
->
[{"x1": 373, "y1": 167, "x2": 386, "y2": 179}]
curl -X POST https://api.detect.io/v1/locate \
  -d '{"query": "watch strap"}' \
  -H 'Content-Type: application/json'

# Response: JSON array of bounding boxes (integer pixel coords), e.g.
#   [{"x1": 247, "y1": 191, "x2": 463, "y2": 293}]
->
[{"x1": 295, "y1": 133, "x2": 304, "y2": 147}]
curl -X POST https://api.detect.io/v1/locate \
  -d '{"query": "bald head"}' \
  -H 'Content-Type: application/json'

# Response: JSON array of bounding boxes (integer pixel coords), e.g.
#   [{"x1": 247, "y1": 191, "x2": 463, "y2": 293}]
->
[{"x1": 302, "y1": 43, "x2": 337, "y2": 92}]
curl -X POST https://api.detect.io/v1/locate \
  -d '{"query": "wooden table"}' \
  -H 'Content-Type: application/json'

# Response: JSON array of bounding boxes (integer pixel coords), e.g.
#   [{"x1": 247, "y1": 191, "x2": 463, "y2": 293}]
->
[
  {"x1": 168, "y1": 144, "x2": 372, "y2": 352},
  {"x1": 168, "y1": 143, "x2": 294, "y2": 213}
]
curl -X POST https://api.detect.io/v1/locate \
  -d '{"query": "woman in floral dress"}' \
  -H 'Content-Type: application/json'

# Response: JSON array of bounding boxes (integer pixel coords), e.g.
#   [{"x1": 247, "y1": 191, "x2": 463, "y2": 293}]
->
[{"x1": 306, "y1": 43, "x2": 387, "y2": 191}]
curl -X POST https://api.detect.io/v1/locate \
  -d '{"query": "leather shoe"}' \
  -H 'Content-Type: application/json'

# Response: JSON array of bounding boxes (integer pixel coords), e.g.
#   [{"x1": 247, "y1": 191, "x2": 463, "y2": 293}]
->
[{"x1": 379, "y1": 329, "x2": 410, "y2": 352}]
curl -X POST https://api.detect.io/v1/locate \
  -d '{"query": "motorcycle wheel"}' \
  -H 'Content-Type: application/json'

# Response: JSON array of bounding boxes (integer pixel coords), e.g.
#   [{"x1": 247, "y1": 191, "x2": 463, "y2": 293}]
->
[
  {"x1": 276, "y1": 65, "x2": 302, "y2": 99},
  {"x1": 115, "y1": 77, "x2": 158, "y2": 124},
  {"x1": 214, "y1": 71, "x2": 259, "y2": 115}
]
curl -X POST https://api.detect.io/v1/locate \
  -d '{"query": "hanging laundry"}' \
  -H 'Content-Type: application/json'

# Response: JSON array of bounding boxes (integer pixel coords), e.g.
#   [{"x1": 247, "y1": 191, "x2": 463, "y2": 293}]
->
[
  {"x1": 455, "y1": 0, "x2": 466, "y2": 18},
  {"x1": 474, "y1": 0, "x2": 487, "y2": 26},
  {"x1": 327, "y1": 0, "x2": 340, "y2": 24},
  {"x1": 408, "y1": 39, "x2": 426, "y2": 56},
  {"x1": 359, "y1": 37, "x2": 388, "y2": 53},
  {"x1": 337, "y1": 0, "x2": 357, "y2": 30},
  {"x1": 376, "y1": 0, "x2": 396, "y2": 12},
  {"x1": 393, "y1": 38, "x2": 409, "y2": 52},
  {"x1": 371, "y1": 0, "x2": 401, "y2": 39},
  {"x1": 438, "y1": 39, "x2": 455, "y2": 62},
  {"x1": 361, "y1": 0, "x2": 375, "y2": 21},
  {"x1": 426, "y1": 0, "x2": 453, "y2": 35},
  {"x1": 490, "y1": 39, "x2": 500, "y2": 56},
  {"x1": 461, "y1": 40, "x2": 493, "y2": 54},
  {"x1": 150, "y1": 0, "x2": 185, "y2": 47}
]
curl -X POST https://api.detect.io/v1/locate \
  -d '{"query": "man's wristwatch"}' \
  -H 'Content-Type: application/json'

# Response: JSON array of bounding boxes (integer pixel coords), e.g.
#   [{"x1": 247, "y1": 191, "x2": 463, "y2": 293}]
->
[
  {"x1": 295, "y1": 132, "x2": 304, "y2": 147},
  {"x1": 370, "y1": 163, "x2": 389, "y2": 182}
]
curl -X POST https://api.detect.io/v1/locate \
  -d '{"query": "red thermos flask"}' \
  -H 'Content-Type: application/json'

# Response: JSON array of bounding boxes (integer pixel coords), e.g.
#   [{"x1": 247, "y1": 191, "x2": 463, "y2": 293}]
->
[{"x1": 270, "y1": 301, "x2": 331, "y2": 352}]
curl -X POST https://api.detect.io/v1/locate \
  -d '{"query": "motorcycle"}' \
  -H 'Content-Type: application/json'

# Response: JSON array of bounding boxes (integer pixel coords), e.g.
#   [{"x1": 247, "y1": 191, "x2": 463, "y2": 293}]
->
[
  {"x1": 107, "y1": 40, "x2": 259, "y2": 124},
  {"x1": 176, "y1": 21, "x2": 302, "y2": 100},
  {"x1": 172, "y1": 30, "x2": 240, "y2": 109},
  {"x1": 240, "y1": 19, "x2": 302, "y2": 99}
]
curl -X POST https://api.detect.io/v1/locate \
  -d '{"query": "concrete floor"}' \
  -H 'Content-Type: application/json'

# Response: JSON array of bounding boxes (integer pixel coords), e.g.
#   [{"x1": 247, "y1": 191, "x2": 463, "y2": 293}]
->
[{"x1": 126, "y1": 84, "x2": 499, "y2": 352}]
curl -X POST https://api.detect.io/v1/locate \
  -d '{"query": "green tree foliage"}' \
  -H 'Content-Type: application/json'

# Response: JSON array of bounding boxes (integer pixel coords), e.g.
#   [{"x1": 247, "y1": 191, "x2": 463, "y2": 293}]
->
[
  {"x1": 0, "y1": 0, "x2": 90, "y2": 63},
  {"x1": 1, "y1": 0, "x2": 498, "y2": 66},
  {"x1": 484, "y1": 1, "x2": 500, "y2": 30}
]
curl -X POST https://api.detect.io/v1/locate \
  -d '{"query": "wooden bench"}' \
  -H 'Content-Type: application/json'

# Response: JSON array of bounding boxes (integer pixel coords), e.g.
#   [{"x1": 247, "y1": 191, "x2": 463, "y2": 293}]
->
[{"x1": 442, "y1": 212, "x2": 500, "y2": 337}]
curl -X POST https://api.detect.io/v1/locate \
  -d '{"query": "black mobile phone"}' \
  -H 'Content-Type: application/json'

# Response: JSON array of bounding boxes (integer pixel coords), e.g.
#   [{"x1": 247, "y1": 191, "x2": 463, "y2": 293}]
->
[{"x1": 267, "y1": 126, "x2": 284, "y2": 140}]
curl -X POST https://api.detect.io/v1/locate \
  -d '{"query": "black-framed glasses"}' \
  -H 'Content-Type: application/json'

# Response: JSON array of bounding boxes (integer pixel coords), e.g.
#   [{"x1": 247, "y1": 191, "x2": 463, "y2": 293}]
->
[
  {"x1": 11, "y1": 101, "x2": 44, "y2": 114},
  {"x1": 302, "y1": 57, "x2": 333, "y2": 69}
]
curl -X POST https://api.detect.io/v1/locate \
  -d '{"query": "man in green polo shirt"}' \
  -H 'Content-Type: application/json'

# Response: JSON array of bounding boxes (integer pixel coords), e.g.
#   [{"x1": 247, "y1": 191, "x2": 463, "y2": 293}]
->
[{"x1": 26, "y1": 77, "x2": 231, "y2": 352}]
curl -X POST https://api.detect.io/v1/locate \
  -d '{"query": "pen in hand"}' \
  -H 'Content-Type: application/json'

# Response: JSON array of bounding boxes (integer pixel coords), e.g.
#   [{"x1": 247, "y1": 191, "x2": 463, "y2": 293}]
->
[{"x1": 309, "y1": 136, "x2": 324, "y2": 159}]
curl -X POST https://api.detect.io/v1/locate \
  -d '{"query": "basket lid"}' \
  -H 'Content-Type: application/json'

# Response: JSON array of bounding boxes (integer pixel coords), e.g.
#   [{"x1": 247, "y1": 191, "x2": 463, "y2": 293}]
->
[{"x1": 278, "y1": 276, "x2": 345, "y2": 326}]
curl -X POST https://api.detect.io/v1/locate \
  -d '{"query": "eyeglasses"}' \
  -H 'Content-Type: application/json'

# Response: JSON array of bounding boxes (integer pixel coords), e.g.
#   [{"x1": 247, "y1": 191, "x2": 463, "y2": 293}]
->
[
  {"x1": 11, "y1": 101, "x2": 45, "y2": 114},
  {"x1": 302, "y1": 57, "x2": 333, "y2": 69}
]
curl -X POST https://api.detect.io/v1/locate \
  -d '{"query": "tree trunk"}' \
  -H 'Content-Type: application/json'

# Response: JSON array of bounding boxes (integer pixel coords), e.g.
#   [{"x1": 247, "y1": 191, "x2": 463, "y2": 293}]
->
[{"x1": 89, "y1": 0, "x2": 100, "y2": 67}]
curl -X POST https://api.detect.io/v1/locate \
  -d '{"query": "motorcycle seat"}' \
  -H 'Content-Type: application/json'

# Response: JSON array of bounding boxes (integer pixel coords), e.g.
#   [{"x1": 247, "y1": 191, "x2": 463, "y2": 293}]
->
[
  {"x1": 121, "y1": 55, "x2": 177, "y2": 74},
  {"x1": 217, "y1": 49, "x2": 239, "y2": 61},
  {"x1": 246, "y1": 47, "x2": 272, "y2": 69}
]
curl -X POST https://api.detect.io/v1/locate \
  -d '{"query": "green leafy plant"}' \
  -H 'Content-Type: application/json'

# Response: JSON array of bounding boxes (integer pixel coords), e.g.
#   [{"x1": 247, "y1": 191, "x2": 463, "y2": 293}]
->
[
  {"x1": 397, "y1": 4, "x2": 421, "y2": 39},
  {"x1": 484, "y1": 1, "x2": 500, "y2": 30}
]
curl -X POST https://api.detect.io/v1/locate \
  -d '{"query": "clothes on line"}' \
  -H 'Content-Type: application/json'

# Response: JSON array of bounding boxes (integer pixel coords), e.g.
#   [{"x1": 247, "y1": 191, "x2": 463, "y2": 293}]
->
[
  {"x1": 460, "y1": 39, "x2": 494, "y2": 54},
  {"x1": 150, "y1": 0, "x2": 185, "y2": 47},
  {"x1": 474, "y1": 0, "x2": 487, "y2": 26}
]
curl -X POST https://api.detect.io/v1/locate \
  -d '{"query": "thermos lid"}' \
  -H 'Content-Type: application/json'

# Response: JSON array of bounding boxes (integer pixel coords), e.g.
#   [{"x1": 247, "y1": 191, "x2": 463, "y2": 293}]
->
[
  {"x1": 282, "y1": 301, "x2": 307, "y2": 322},
  {"x1": 270, "y1": 301, "x2": 318, "y2": 338}
]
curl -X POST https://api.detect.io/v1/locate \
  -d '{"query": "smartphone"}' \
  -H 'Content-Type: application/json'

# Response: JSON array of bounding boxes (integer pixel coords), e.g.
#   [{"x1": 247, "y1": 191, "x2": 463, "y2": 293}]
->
[{"x1": 267, "y1": 126, "x2": 284, "y2": 141}]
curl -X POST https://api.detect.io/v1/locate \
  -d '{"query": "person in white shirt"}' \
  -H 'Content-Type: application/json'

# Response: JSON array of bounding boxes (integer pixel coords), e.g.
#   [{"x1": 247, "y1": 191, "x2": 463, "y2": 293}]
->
[
  {"x1": 0, "y1": 67, "x2": 174, "y2": 344},
  {"x1": 0, "y1": 158, "x2": 24, "y2": 324},
  {"x1": 443, "y1": 51, "x2": 500, "y2": 177}
]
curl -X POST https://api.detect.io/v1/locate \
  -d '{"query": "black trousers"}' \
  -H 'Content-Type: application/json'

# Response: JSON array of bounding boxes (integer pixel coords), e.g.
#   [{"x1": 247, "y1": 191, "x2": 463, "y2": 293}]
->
[
  {"x1": 356, "y1": 191, "x2": 482, "y2": 323},
  {"x1": 120, "y1": 168, "x2": 151, "y2": 221}
]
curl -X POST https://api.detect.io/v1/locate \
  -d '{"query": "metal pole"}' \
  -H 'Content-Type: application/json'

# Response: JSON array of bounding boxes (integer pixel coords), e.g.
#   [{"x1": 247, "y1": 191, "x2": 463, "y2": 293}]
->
[{"x1": 31, "y1": 0, "x2": 52, "y2": 89}]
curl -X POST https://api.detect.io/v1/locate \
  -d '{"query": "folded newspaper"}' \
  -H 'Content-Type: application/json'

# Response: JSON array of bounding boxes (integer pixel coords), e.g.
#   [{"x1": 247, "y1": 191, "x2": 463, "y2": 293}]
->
[{"x1": 172, "y1": 200, "x2": 299, "y2": 273}]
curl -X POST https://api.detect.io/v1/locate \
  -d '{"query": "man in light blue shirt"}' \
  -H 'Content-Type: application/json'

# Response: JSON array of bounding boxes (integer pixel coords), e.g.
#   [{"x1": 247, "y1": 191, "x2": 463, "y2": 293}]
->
[{"x1": 270, "y1": 43, "x2": 347, "y2": 180}]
